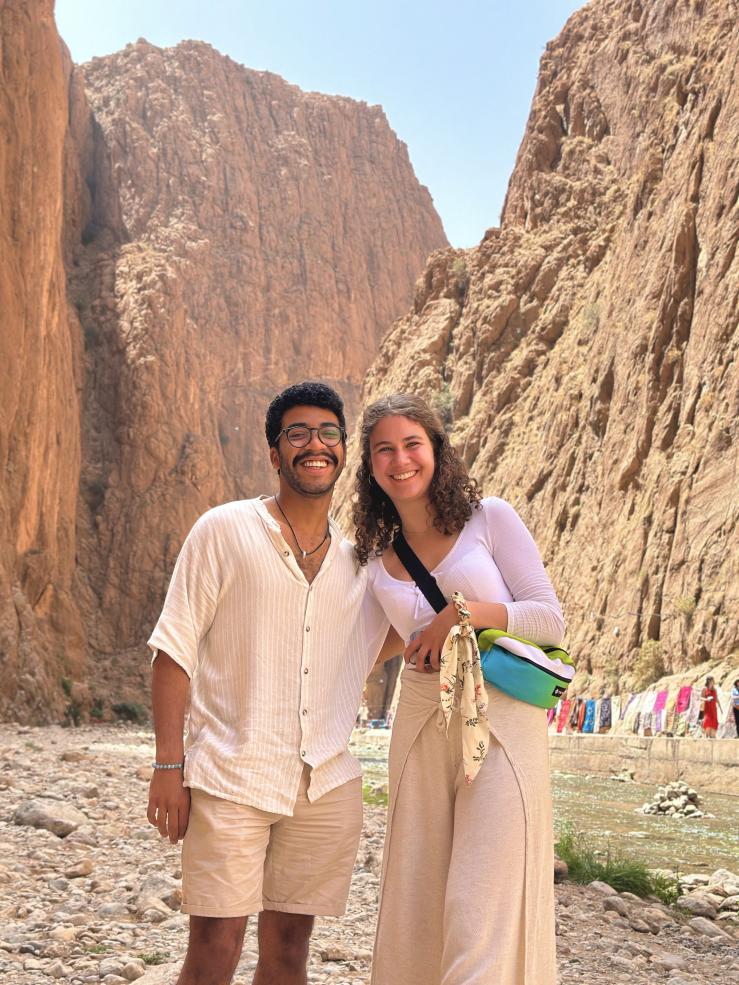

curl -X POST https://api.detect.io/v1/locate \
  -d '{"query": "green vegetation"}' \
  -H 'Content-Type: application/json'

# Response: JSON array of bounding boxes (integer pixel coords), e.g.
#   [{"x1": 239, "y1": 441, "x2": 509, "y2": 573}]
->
[
  {"x1": 61, "y1": 676, "x2": 81, "y2": 727},
  {"x1": 362, "y1": 783, "x2": 388, "y2": 808},
  {"x1": 111, "y1": 701, "x2": 148, "y2": 724},
  {"x1": 582, "y1": 303, "x2": 600, "y2": 332},
  {"x1": 86, "y1": 944, "x2": 111, "y2": 954},
  {"x1": 90, "y1": 697, "x2": 105, "y2": 721},
  {"x1": 451, "y1": 257, "x2": 467, "y2": 278},
  {"x1": 433, "y1": 382, "x2": 454, "y2": 432},
  {"x1": 674, "y1": 595, "x2": 697, "y2": 620},
  {"x1": 139, "y1": 952, "x2": 171, "y2": 966},
  {"x1": 555, "y1": 825, "x2": 680, "y2": 905},
  {"x1": 450, "y1": 256, "x2": 469, "y2": 299},
  {"x1": 630, "y1": 639, "x2": 665, "y2": 690}
]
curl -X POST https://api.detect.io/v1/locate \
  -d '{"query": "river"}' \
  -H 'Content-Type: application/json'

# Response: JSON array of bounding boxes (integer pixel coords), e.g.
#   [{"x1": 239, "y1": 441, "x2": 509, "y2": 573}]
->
[{"x1": 351, "y1": 729, "x2": 739, "y2": 872}]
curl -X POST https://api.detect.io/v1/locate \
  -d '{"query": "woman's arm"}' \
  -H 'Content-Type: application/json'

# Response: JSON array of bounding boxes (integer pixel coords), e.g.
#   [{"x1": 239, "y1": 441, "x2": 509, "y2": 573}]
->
[
  {"x1": 484, "y1": 498, "x2": 565, "y2": 645},
  {"x1": 372, "y1": 626, "x2": 404, "y2": 671},
  {"x1": 404, "y1": 601, "x2": 506, "y2": 672}
]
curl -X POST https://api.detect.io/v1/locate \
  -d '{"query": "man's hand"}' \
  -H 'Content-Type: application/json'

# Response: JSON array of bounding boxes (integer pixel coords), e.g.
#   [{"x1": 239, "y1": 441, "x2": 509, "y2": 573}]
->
[
  {"x1": 147, "y1": 770, "x2": 191, "y2": 843},
  {"x1": 404, "y1": 604, "x2": 458, "y2": 672},
  {"x1": 149, "y1": 650, "x2": 191, "y2": 843}
]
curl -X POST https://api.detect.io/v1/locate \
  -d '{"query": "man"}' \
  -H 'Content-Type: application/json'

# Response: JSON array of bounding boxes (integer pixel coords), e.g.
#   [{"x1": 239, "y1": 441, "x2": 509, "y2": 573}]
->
[{"x1": 147, "y1": 381, "x2": 393, "y2": 985}]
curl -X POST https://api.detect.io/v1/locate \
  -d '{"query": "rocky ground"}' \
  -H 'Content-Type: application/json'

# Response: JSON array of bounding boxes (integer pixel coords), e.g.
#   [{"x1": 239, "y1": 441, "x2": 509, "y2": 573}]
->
[{"x1": 0, "y1": 724, "x2": 737, "y2": 984}]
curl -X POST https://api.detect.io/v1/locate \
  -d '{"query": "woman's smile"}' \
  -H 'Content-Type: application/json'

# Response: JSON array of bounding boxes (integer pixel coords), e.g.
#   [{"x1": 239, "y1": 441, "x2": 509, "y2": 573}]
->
[{"x1": 370, "y1": 415, "x2": 435, "y2": 500}]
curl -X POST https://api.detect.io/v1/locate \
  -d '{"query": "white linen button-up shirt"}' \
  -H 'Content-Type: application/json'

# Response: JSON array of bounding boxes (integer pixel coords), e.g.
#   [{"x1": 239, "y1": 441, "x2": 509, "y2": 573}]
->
[{"x1": 147, "y1": 497, "x2": 379, "y2": 815}]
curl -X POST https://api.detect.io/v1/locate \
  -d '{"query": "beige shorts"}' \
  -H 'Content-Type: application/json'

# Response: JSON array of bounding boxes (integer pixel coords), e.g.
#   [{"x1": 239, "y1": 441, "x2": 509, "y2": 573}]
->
[{"x1": 181, "y1": 769, "x2": 363, "y2": 918}]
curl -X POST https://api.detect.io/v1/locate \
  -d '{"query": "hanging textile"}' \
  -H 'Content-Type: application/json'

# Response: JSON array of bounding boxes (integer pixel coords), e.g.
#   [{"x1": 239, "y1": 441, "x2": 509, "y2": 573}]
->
[
  {"x1": 582, "y1": 700, "x2": 596, "y2": 733},
  {"x1": 610, "y1": 695, "x2": 621, "y2": 730},
  {"x1": 576, "y1": 699, "x2": 587, "y2": 732},
  {"x1": 652, "y1": 690, "x2": 669, "y2": 734},
  {"x1": 599, "y1": 696, "x2": 612, "y2": 732},
  {"x1": 556, "y1": 699, "x2": 571, "y2": 733},
  {"x1": 569, "y1": 698, "x2": 581, "y2": 731}
]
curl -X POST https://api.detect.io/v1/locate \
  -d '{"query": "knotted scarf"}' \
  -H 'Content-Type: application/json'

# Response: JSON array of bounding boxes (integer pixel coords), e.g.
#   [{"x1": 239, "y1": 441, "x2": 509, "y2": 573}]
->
[{"x1": 439, "y1": 592, "x2": 489, "y2": 784}]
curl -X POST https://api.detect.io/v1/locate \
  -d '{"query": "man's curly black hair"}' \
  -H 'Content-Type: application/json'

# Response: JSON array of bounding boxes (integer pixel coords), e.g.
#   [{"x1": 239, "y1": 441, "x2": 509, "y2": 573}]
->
[{"x1": 265, "y1": 381, "x2": 346, "y2": 448}]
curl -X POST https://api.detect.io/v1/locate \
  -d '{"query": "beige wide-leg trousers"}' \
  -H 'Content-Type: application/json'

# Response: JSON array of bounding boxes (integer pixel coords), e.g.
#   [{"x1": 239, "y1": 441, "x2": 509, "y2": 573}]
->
[{"x1": 371, "y1": 669, "x2": 556, "y2": 985}]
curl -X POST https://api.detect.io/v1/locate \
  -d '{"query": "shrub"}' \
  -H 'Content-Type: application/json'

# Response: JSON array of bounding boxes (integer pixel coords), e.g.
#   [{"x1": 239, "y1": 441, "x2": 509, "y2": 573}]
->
[
  {"x1": 63, "y1": 702, "x2": 81, "y2": 727},
  {"x1": 139, "y1": 952, "x2": 170, "y2": 966},
  {"x1": 111, "y1": 701, "x2": 147, "y2": 724},
  {"x1": 630, "y1": 639, "x2": 665, "y2": 690},
  {"x1": 362, "y1": 783, "x2": 388, "y2": 807},
  {"x1": 673, "y1": 596, "x2": 696, "y2": 620},
  {"x1": 433, "y1": 382, "x2": 454, "y2": 432},
  {"x1": 555, "y1": 825, "x2": 679, "y2": 905}
]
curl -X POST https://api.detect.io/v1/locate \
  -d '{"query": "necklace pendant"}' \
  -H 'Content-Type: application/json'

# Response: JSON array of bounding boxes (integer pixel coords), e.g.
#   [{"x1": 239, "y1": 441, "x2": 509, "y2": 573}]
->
[{"x1": 302, "y1": 550, "x2": 307, "y2": 560}]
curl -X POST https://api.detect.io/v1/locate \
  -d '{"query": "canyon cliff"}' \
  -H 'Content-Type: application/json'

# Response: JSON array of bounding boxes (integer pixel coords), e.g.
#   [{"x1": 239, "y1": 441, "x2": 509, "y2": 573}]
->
[
  {"x1": 0, "y1": 3, "x2": 447, "y2": 720},
  {"x1": 339, "y1": 0, "x2": 739, "y2": 694},
  {"x1": 0, "y1": 1, "x2": 86, "y2": 719}
]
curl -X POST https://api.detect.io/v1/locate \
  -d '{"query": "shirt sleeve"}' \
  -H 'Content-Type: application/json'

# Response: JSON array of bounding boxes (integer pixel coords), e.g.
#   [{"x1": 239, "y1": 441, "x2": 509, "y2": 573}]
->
[
  {"x1": 147, "y1": 511, "x2": 222, "y2": 677},
  {"x1": 484, "y1": 498, "x2": 566, "y2": 646},
  {"x1": 361, "y1": 569, "x2": 391, "y2": 676}
]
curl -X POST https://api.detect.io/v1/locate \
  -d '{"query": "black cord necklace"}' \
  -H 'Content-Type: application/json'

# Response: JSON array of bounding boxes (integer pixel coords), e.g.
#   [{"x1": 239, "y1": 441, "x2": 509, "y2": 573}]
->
[{"x1": 275, "y1": 497, "x2": 330, "y2": 559}]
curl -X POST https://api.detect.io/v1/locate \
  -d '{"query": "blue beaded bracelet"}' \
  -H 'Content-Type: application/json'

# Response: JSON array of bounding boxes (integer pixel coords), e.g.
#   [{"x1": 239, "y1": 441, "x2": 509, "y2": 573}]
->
[{"x1": 151, "y1": 762, "x2": 184, "y2": 770}]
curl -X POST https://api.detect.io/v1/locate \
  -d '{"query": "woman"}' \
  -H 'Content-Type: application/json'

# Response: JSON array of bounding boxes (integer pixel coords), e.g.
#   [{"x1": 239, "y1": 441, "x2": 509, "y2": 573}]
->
[
  {"x1": 355, "y1": 393, "x2": 565, "y2": 985},
  {"x1": 701, "y1": 676, "x2": 722, "y2": 737}
]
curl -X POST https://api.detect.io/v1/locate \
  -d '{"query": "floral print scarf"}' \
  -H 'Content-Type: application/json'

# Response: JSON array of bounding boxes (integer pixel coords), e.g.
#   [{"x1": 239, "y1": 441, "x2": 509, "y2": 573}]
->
[{"x1": 439, "y1": 595, "x2": 490, "y2": 783}]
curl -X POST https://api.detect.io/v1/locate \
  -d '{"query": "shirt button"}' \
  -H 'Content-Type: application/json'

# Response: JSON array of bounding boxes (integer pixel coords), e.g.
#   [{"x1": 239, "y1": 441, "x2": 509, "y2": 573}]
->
[
  {"x1": 302, "y1": 708, "x2": 308, "y2": 716},
  {"x1": 301, "y1": 750, "x2": 306, "y2": 758},
  {"x1": 303, "y1": 667, "x2": 309, "y2": 674},
  {"x1": 283, "y1": 550, "x2": 289, "y2": 556},
  {"x1": 305, "y1": 626, "x2": 310, "y2": 632}
]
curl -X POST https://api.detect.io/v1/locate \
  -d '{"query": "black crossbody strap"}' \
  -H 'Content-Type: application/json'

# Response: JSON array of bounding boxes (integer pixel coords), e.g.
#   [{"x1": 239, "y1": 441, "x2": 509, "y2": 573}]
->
[{"x1": 392, "y1": 531, "x2": 448, "y2": 614}]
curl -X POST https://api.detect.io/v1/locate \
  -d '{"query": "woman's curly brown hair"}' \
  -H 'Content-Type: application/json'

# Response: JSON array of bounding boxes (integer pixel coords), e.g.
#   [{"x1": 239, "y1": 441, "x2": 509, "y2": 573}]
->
[{"x1": 353, "y1": 393, "x2": 481, "y2": 565}]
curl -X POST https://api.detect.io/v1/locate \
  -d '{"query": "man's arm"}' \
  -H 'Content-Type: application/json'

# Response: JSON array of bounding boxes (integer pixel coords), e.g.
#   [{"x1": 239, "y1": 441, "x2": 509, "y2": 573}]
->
[{"x1": 147, "y1": 651, "x2": 192, "y2": 844}]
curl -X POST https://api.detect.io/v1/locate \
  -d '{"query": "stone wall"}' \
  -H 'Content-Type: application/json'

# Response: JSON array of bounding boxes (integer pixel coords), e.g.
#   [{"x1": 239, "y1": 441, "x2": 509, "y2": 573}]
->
[{"x1": 549, "y1": 734, "x2": 739, "y2": 795}]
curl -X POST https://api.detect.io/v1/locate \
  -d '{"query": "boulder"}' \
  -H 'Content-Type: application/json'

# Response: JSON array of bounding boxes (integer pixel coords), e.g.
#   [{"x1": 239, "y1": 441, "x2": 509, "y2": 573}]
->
[
  {"x1": 688, "y1": 916, "x2": 731, "y2": 939},
  {"x1": 13, "y1": 799, "x2": 87, "y2": 837},
  {"x1": 590, "y1": 880, "x2": 618, "y2": 896},
  {"x1": 137, "y1": 872, "x2": 182, "y2": 910},
  {"x1": 603, "y1": 897, "x2": 631, "y2": 918},
  {"x1": 677, "y1": 895, "x2": 718, "y2": 919}
]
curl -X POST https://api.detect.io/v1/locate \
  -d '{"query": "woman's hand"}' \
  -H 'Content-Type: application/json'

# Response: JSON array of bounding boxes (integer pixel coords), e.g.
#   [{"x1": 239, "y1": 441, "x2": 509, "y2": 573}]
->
[{"x1": 404, "y1": 604, "x2": 458, "y2": 672}]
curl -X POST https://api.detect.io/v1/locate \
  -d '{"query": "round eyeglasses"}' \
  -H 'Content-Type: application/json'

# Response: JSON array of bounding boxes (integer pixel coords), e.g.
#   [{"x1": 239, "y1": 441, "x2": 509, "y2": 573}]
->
[{"x1": 276, "y1": 424, "x2": 346, "y2": 448}]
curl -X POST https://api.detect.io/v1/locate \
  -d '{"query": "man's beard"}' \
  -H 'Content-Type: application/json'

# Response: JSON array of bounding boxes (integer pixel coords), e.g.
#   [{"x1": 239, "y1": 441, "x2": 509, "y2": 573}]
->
[{"x1": 279, "y1": 450, "x2": 343, "y2": 497}]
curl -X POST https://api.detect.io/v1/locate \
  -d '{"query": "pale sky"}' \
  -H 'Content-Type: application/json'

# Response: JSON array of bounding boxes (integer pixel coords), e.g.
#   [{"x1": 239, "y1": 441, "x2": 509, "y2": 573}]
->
[{"x1": 56, "y1": 0, "x2": 585, "y2": 247}]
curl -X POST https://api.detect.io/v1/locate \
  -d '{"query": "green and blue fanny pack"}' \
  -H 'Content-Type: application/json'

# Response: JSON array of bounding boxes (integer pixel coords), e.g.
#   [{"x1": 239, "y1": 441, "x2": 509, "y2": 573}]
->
[
  {"x1": 393, "y1": 531, "x2": 573, "y2": 710},
  {"x1": 477, "y1": 628, "x2": 575, "y2": 709}
]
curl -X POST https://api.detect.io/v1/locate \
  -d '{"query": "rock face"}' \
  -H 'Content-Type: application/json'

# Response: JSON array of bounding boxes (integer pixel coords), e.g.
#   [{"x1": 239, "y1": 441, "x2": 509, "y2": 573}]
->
[
  {"x1": 339, "y1": 0, "x2": 739, "y2": 690},
  {"x1": 0, "y1": 1, "x2": 86, "y2": 721},
  {"x1": 1, "y1": 6, "x2": 447, "y2": 719},
  {"x1": 70, "y1": 39, "x2": 446, "y2": 688}
]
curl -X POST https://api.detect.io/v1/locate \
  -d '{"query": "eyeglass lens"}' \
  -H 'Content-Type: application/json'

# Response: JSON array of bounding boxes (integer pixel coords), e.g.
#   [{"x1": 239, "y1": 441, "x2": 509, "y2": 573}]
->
[{"x1": 285, "y1": 426, "x2": 342, "y2": 447}]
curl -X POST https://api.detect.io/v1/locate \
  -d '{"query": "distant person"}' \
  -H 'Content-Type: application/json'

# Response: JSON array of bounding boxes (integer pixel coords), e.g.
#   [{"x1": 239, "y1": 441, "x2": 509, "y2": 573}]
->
[
  {"x1": 354, "y1": 393, "x2": 565, "y2": 985},
  {"x1": 146, "y1": 382, "x2": 387, "y2": 985},
  {"x1": 732, "y1": 679, "x2": 739, "y2": 737},
  {"x1": 700, "y1": 675, "x2": 722, "y2": 738}
]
